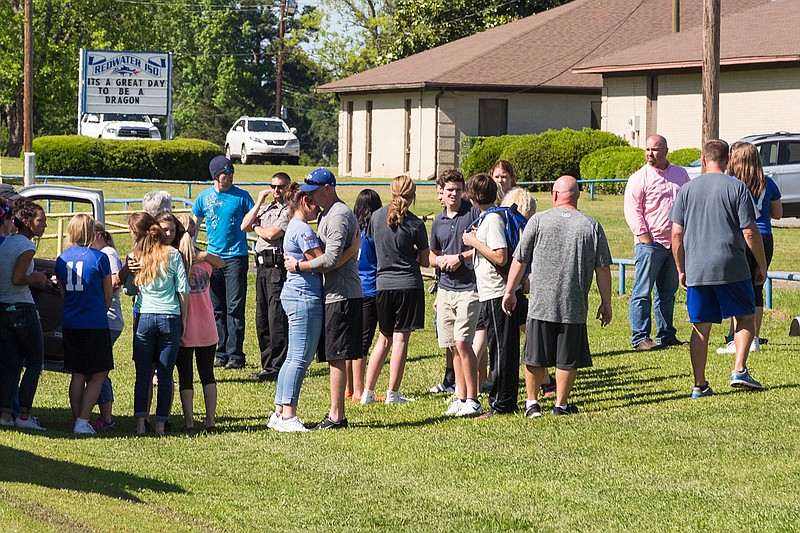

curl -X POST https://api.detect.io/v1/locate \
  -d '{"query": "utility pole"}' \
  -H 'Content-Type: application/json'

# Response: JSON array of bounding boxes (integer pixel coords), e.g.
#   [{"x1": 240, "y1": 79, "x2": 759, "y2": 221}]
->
[
  {"x1": 672, "y1": 0, "x2": 680, "y2": 32},
  {"x1": 23, "y1": 0, "x2": 35, "y2": 186},
  {"x1": 275, "y1": 0, "x2": 286, "y2": 118},
  {"x1": 701, "y1": 0, "x2": 720, "y2": 146}
]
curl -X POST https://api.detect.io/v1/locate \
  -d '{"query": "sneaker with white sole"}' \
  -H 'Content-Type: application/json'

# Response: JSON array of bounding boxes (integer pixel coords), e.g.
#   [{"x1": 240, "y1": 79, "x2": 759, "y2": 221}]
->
[
  {"x1": 456, "y1": 399, "x2": 483, "y2": 417},
  {"x1": 690, "y1": 383, "x2": 714, "y2": 399},
  {"x1": 267, "y1": 411, "x2": 280, "y2": 429},
  {"x1": 74, "y1": 419, "x2": 96, "y2": 435},
  {"x1": 385, "y1": 391, "x2": 415, "y2": 404},
  {"x1": 428, "y1": 382, "x2": 455, "y2": 394},
  {"x1": 524, "y1": 403, "x2": 542, "y2": 418},
  {"x1": 359, "y1": 389, "x2": 376, "y2": 405},
  {"x1": 716, "y1": 339, "x2": 759, "y2": 354},
  {"x1": 444, "y1": 398, "x2": 463, "y2": 416},
  {"x1": 15, "y1": 415, "x2": 46, "y2": 431},
  {"x1": 0, "y1": 417, "x2": 15, "y2": 427},
  {"x1": 730, "y1": 368, "x2": 763, "y2": 390},
  {"x1": 273, "y1": 416, "x2": 309, "y2": 433}
]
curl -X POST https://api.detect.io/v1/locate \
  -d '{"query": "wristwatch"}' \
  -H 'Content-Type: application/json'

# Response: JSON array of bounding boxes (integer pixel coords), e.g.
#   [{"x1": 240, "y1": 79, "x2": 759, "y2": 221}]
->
[
  {"x1": 457, "y1": 253, "x2": 465, "y2": 264},
  {"x1": 295, "y1": 261, "x2": 301, "y2": 272}
]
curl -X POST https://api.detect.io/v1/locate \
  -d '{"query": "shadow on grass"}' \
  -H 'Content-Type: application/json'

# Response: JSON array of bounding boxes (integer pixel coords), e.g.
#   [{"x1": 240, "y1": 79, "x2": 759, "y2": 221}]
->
[
  {"x1": 0, "y1": 444, "x2": 184, "y2": 501},
  {"x1": 353, "y1": 415, "x2": 449, "y2": 429},
  {"x1": 577, "y1": 364, "x2": 688, "y2": 409}
]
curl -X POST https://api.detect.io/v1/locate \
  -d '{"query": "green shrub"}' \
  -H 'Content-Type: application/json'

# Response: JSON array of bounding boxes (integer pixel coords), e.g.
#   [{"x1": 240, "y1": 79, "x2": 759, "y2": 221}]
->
[
  {"x1": 667, "y1": 147, "x2": 701, "y2": 166},
  {"x1": 32, "y1": 136, "x2": 221, "y2": 180},
  {"x1": 461, "y1": 135, "x2": 526, "y2": 177},
  {"x1": 579, "y1": 146, "x2": 645, "y2": 194}
]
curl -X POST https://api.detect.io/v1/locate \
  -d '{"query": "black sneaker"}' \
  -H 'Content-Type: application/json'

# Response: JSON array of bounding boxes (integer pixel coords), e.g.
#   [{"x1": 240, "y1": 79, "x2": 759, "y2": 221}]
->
[
  {"x1": 250, "y1": 370, "x2": 279, "y2": 382},
  {"x1": 311, "y1": 415, "x2": 348, "y2": 430},
  {"x1": 224, "y1": 359, "x2": 245, "y2": 370},
  {"x1": 552, "y1": 404, "x2": 579, "y2": 416},
  {"x1": 214, "y1": 359, "x2": 227, "y2": 368},
  {"x1": 524, "y1": 403, "x2": 542, "y2": 418}
]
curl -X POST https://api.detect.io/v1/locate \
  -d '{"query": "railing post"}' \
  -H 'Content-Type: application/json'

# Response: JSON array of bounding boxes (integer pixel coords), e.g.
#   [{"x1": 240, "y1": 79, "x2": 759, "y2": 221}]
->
[
  {"x1": 590, "y1": 181, "x2": 595, "y2": 201},
  {"x1": 765, "y1": 277, "x2": 772, "y2": 309},
  {"x1": 618, "y1": 264, "x2": 626, "y2": 295}
]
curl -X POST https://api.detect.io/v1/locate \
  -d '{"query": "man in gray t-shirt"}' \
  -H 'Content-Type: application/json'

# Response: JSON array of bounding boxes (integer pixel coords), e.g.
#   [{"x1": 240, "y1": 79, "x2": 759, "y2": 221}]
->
[
  {"x1": 502, "y1": 175, "x2": 612, "y2": 416},
  {"x1": 669, "y1": 139, "x2": 767, "y2": 398},
  {"x1": 283, "y1": 168, "x2": 362, "y2": 430}
]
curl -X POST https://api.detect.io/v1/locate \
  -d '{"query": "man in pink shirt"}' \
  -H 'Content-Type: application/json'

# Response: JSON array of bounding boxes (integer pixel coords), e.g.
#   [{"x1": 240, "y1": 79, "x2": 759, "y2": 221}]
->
[{"x1": 624, "y1": 134, "x2": 690, "y2": 350}]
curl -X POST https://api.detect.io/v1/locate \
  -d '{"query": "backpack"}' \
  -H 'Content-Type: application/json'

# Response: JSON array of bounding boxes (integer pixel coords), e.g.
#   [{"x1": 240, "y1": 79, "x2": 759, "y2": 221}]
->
[{"x1": 466, "y1": 203, "x2": 529, "y2": 279}]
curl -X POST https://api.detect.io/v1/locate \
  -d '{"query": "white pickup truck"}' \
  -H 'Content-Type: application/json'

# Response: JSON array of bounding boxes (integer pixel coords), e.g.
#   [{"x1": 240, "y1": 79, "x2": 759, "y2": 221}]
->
[{"x1": 80, "y1": 113, "x2": 161, "y2": 140}]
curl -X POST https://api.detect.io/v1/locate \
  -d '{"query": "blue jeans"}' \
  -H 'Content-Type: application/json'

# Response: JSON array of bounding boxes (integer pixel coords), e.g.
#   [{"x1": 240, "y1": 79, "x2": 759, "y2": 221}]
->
[
  {"x1": 630, "y1": 243, "x2": 679, "y2": 346},
  {"x1": 0, "y1": 302, "x2": 43, "y2": 416},
  {"x1": 274, "y1": 287, "x2": 323, "y2": 406},
  {"x1": 133, "y1": 314, "x2": 182, "y2": 421},
  {"x1": 210, "y1": 255, "x2": 249, "y2": 365}
]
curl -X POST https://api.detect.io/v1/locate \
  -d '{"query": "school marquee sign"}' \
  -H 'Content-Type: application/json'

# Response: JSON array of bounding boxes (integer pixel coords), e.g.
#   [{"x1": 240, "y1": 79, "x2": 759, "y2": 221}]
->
[{"x1": 78, "y1": 49, "x2": 172, "y2": 115}]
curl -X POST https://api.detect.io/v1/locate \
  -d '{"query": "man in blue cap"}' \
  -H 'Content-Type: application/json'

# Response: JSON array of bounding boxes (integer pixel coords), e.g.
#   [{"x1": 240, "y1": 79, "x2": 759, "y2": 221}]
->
[
  {"x1": 283, "y1": 168, "x2": 362, "y2": 430},
  {"x1": 192, "y1": 156, "x2": 255, "y2": 369}
]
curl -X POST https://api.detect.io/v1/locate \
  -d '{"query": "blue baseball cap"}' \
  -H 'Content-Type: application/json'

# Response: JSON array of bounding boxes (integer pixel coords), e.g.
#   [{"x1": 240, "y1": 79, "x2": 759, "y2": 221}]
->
[
  {"x1": 209, "y1": 155, "x2": 234, "y2": 180},
  {"x1": 300, "y1": 168, "x2": 336, "y2": 192}
]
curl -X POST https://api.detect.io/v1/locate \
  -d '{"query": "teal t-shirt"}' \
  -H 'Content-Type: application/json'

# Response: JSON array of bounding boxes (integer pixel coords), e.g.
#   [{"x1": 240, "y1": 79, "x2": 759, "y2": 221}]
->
[
  {"x1": 135, "y1": 248, "x2": 189, "y2": 315},
  {"x1": 191, "y1": 185, "x2": 255, "y2": 258}
]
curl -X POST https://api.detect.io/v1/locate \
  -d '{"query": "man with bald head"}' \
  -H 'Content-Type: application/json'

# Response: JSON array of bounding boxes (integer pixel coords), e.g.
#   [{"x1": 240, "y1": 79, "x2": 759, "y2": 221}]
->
[
  {"x1": 624, "y1": 134, "x2": 690, "y2": 351},
  {"x1": 502, "y1": 176, "x2": 612, "y2": 416}
]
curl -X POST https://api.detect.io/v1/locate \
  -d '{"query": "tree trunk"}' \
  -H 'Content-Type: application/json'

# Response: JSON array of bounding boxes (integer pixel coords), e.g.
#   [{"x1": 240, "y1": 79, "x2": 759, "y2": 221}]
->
[{"x1": 5, "y1": 85, "x2": 24, "y2": 157}]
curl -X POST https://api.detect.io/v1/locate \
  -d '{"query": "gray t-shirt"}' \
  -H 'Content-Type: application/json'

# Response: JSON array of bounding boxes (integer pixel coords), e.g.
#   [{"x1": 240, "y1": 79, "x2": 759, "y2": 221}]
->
[
  {"x1": 255, "y1": 201, "x2": 290, "y2": 253},
  {"x1": 368, "y1": 205, "x2": 429, "y2": 291},
  {"x1": 0, "y1": 235, "x2": 37, "y2": 304},
  {"x1": 306, "y1": 200, "x2": 362, "y2": 303},
  {"x1": 514, "y1": 207, "x2": 611, "y2": 324},
  {"x1": 669, "y1": 172, "x2": 756, "y2": 286}
]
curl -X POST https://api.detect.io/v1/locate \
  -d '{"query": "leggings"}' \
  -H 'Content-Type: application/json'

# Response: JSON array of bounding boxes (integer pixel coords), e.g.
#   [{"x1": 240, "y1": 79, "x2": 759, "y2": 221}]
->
[{"x1": 176, "y1": 345, "x2": 217, "y2": 391}]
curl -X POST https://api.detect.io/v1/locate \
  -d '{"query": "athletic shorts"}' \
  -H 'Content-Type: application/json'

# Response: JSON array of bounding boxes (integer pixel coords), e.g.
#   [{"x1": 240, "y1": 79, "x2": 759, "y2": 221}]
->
[
  {"x1": 747, "y1": 233, "x2": 773, "y2": 307},
  {"x1": 686, "y1": 279, "x2": 755, "y2": 324},
  {"x1": 63, "y1": 328, "x2": 114, "y2": 375},
  {"x1": 361, "y1": 295, "x2": 378, "y2": 358},
  {"x1": 376, "y1": 289, "x2": 425, "y2": 336},
  {"x1": 521, "y1": 319, "x2": 592, "y2": 370},
  {"x1": 317, "y1": 298, "x2": 364, "y2": 363},
  {"x1": 435, "y1": 288, "x2": 480, "y2": 348}
]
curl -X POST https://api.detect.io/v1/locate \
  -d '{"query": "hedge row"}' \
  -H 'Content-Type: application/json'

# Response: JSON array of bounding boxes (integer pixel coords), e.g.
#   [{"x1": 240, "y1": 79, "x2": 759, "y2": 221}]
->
[
  {"x1": 461, "y1": 128, "x2": 629, "y2": 187},
  {"x1": 31, "y1": 136, "x2": 222, "y2": 180}
]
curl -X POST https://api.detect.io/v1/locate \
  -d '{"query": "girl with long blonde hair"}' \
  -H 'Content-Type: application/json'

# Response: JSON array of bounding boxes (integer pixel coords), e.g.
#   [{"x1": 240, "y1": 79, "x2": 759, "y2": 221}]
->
[
  {"x1": 128, "y1": 212, "x2": 189, "y2": 436},
  {"x1": 361, "y1": 175, "x2": 430, "y2": 405}
]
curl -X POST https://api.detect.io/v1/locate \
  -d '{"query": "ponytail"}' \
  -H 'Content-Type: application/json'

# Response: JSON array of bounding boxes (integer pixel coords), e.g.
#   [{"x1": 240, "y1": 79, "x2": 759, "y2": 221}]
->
[{"x1": 386, "y1": 175, "x2": 415, "y2": 228}]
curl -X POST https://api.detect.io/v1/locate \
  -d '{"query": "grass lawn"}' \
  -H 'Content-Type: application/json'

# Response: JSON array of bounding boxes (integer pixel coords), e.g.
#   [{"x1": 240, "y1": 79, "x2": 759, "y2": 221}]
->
[{"x1": 2, "y1": 161, "x2": 800, "y2": 531}]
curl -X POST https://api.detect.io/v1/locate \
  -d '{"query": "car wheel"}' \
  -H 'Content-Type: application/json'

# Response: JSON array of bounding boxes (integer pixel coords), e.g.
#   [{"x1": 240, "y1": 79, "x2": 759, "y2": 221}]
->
[
  {"x1": 241, "y1": 144, "x2": 250, "y2": 165},
  {"x1": 225, "y1": 144, "x2": 233, "y2": 160}
]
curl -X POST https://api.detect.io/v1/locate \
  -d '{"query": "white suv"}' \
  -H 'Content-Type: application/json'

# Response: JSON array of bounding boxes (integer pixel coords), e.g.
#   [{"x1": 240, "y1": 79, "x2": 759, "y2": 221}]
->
[
  {"x1": 225, "y1": 116, "x2": 300, "y2": 165},
  {"x1": 683, "y1": 132, "x2": 800, "y2": 217},
  {"x1": 80, "y1": 113, "x2": 161, "y2": 140}
]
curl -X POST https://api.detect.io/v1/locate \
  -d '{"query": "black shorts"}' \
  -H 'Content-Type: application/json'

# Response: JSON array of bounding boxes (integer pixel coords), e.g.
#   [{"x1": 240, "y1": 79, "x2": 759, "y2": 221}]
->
[
  {"x1": 376, "y1": 289, "x2": 425, "y2": 336},
  {"x1": 362, "y1": 295, "x2": 379, "y2": 358},
  {"x1": 475, "y1": 306, "x2": 487, "y2": 330},
  {"x1": 521, "y1": 319, "x2": 592, "y2": 370},
  {"x1": 63, "y1": 328, "x2": 114, "y2": 375},
  {"x1": 747, "y1": 233, "x2": 774, "y2": 307},
  {"x1": 317, "y1": 298, "x2": 363, "y2": 363}
]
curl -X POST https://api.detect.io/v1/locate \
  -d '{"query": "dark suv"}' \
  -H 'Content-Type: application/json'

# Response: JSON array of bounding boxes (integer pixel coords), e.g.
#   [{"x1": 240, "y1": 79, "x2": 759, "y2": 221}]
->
[{"x1": 684, "y1": 132, "x2": 800, "y2": 217}]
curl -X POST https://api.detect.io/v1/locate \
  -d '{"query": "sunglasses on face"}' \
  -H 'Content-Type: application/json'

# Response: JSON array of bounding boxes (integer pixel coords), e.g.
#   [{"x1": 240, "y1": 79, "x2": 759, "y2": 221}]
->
[{"x1": 270, "y1": 183, "x2": 286, "y2": 189}]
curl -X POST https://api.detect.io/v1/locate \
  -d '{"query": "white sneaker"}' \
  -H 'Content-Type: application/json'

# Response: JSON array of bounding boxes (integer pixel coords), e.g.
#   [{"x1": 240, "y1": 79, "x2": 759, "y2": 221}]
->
[
  {"x1": 444, "y1": 398, "x2": 463, "y2": 416},
  {"x1": 359, "y1": 389, "x2": 376, "y2": 405},
  {"x1": 385, "y1": 391, "x2": 415, "y2": 404},
  {"x1": 716, "y1": 339, "x2": 759, "y2": 354},
  {"x1": 429, "y1": 382, "x2": 456, "y2": 393},
  {"x1": 456, "y1": 399, "x2": 483, "y2": 417},
  {"x1": 15, "y1": 415, "x2": 46, "y2": 431},
  {"x1": 267, "y1": 412, "x2": 280, "y2": 429},
  {"x1": 273, "y1": 416, "x2": 309, "y2": 433},
  {"x1": 74, "y1": 419, "x2": 96, "y2": 435},
  {"x1": 0, "y1": 416, "x2": 15, "y2": 427}
]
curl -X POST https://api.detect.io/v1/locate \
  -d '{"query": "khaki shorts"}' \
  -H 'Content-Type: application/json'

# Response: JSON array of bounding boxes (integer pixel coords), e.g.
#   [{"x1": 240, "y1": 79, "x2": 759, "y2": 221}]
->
[{"x1": 435, "y1": 289, "x2": 480, "y2": 348}]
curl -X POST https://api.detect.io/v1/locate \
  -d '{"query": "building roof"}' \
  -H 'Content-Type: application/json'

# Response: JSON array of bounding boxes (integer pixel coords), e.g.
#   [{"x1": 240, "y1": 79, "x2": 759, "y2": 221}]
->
[
  {"x1": 575, "y1": 0, "x2": 800, "y2": 74},
  {"x1": 318, "y1": 0, "x2": 770, "y2": 94}
]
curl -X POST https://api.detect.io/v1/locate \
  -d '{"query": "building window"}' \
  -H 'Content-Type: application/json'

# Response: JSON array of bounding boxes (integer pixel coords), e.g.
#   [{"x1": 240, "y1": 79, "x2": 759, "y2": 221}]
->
[
  {"x1": 404, "y1": 99, "x2": 412, "y2": 173},
  {"x1": 346, "y1": 101, "x2": 354, "y2": 174},
  {"x1": 591, "y1": 101, "x2": 602, "y2": 130},
  {"x1": 479, "y1": 99, "x2": 508, "y2": 137},
  {"x1": 365, "y1": 100, "x2": 373, "y2": 174}
]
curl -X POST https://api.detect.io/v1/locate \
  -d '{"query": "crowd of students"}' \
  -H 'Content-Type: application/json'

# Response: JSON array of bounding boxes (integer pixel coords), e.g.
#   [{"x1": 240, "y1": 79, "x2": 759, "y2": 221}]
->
[{"x1": 0, "y1": 135, "x2": 779, "y2": 433}]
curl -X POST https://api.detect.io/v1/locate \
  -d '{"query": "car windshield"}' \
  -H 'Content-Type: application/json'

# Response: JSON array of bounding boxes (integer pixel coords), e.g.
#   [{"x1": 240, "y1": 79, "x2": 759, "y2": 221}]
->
[
  {"x1": 249, "y1": 120, "x2": 288, "y2": 133},
  {"x1": 103, "y1": 114, "x2": 151, "y2": 123}
]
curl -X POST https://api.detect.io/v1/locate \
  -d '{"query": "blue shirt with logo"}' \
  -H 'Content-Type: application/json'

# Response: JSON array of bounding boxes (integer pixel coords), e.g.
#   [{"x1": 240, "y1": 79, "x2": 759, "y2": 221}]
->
[{"x1": 192, "y1": 185, "x2": 255, "y2": 259}]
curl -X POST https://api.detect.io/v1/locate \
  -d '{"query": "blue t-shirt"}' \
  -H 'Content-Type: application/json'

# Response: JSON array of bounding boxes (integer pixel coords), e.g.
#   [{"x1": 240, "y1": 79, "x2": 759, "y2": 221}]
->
[
  {"x1": 754, "y1": 177, "x2": 781, "y2": 235},
  {"x1": 191, "y1": 185, "x2": 255, "y2": 259},
  {"x1": 56, "y1": 246, "x2": 111, "y2": 329},
  {"x1": 357, "y1": 228, "x2": 377, "y2": 298},
  {"x1": 283, "y1": 218, "x2": 322, "y2": 298}
]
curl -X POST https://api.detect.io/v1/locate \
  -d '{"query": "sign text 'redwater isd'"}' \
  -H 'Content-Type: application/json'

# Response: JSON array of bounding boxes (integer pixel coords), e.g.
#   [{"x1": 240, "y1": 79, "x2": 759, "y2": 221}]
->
[{"x1": 79, "y1": 50, "x2": 172, "y2": 115}]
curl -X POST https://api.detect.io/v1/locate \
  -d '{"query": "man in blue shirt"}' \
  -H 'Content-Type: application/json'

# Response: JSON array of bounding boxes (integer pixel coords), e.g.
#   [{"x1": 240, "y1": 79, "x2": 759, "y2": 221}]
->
[{"x1": 192, "y1": 156, "x2": 255, "y2": 369}]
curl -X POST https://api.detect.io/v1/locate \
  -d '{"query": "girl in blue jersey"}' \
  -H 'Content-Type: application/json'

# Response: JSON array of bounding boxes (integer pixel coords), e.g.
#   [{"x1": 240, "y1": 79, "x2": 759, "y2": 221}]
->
[{"x1": 56, "y1": 214, "x2": 114, "y2": 435}]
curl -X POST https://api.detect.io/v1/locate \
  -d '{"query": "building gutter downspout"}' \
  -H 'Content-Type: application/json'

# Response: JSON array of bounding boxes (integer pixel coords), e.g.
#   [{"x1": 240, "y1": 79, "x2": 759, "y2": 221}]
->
[{"x1": 434, "y1": 88, "x2": 445, "y2": 179}]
